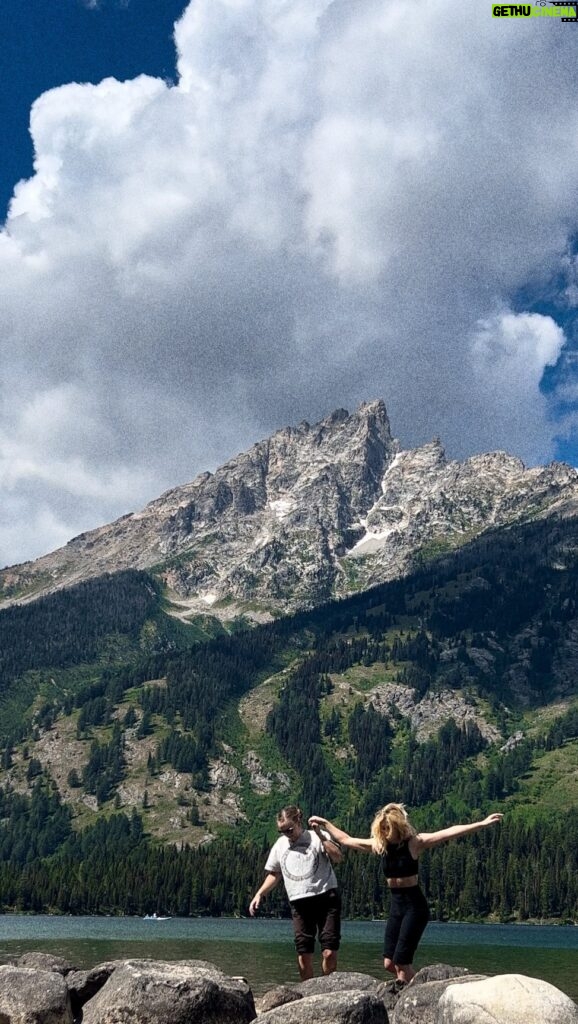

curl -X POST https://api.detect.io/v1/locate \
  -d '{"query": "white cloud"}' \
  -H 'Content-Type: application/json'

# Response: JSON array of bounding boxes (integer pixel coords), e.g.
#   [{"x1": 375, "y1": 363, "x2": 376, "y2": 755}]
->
[
  {"x1": 472, "y1": 313, "x2": 565, "y2": 386},
  {"x1": 470, "y1": 311, "x2": 567, "y2": 461},
  {"x1": 1, "y1": 0, "x2": 578, "y2": 566},
  {"x1": 0, "y1": 384, "x2": 155, "y2": 563},
  {"x1": 0, "y1": 501, "x2": 75, "y2": 569}
]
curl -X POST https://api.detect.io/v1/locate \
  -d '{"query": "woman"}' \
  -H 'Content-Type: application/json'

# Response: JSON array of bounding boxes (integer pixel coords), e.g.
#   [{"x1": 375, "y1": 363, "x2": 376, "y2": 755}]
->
[{"x1": 309, "y1": 804, "x2": 502, "y2": 986}]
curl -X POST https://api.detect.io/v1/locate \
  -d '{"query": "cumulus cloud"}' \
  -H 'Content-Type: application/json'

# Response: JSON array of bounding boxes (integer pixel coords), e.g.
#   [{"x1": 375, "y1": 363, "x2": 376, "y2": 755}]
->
[
  {"x1": 1, "y1": 0, "x2": 578, "y2": 566},
  {"x1": 471, "y1": 312, "x2": 567, "y2": 460},
  {"x1": 473, "y1": 313, "x2": 565, "y2": 386}
]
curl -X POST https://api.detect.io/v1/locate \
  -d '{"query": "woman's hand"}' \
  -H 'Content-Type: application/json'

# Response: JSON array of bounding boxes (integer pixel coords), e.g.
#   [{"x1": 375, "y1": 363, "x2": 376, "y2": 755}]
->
[
  {"x1": 415, "y1": 812, "x2": 504, "y2": 850},
  {"x1": 308, "y1": 815, "x2": 328, "y2": 829},
  {"x1": 309, "y1": 816, "x2": 373, "y2": 852}
]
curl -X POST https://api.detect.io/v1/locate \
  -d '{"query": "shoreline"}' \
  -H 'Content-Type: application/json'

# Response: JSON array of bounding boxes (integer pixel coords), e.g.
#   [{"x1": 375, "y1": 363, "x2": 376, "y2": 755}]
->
[{"x1": 0, "y1": 910, "x2": 576, "y2": 927}]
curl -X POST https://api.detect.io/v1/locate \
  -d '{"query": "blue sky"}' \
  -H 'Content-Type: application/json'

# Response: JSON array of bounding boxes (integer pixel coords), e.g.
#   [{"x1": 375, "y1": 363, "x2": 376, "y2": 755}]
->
[
  {"x1": 0, "y1": 1, "x2": 187, "y2": 218},
  {"x1": 0, "y1": 0, "x2": 577, "y2": 567}
]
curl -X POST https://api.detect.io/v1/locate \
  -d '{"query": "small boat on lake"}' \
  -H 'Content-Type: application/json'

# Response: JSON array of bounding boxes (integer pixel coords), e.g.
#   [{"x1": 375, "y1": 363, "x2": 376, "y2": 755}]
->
[{"x1": 143, "y1": 913, "x2": 171, "y2": 921}]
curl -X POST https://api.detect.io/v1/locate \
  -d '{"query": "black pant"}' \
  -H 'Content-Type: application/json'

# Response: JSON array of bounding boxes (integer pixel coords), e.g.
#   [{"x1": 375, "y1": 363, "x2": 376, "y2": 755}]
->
[{"x1": 383, "y1": 885, "x2": 430, "y2": 965}]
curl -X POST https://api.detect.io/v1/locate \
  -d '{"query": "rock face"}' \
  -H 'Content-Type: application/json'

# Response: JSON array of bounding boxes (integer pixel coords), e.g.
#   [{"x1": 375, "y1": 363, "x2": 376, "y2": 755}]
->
[
  {"x1": 65, "y1": 961, "x2": 119, "y2": 1015},
  {"x1": 367, "y1": 685, "x2": 500, "y2": 743},
  {"x1": 391, "y1": 975, "x2": 487, "y2": 1024},
  {"x1": 297, "y1": 973, "x2": 388, "y2": 996},
  {"x1": 257, "y1": 985, "x2": 304, "y2": 1015},
  {"x1": 2, "y1": 399, "x2": 578, "y2": 615},
  {"x1": 257, "y1": 990, "x2": 388, "y2": 1024},
  {"x1": 256, "y1": 972, "x2": 402, "y2": 1017},
  {"x1": 437, "y1": 973, "x2": 578, "y2": 1024},
  {"x1": 410, "y1": 965, "x2": 474, "y2": 985},
  {"x1": 10, "y1": 952, "x2": 75, "y2": 976},
  {"x1": 80, "y1": 959, "x2": 255, "y2": 1024},
  {"x1": 0, "y1": 965, "x2": 73, "y2": 1024}
]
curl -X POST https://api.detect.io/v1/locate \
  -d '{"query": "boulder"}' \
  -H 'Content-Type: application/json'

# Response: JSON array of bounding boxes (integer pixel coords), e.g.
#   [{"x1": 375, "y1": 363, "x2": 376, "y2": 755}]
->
[
  {"x1": 80, "y1": 959, "x2": 255, "y2": 1024},
  {"x1": 298, "y1": 973, "x2": 386, "y2": 997},
  {"x1": 65, "y1": 961, "x2": 120, "y2": 1015},
  {"x1": 257, "y1": 974, "x2": 394, "y2": 1014},
  {"x1": 372, "y1": 982, "x2": 405, "y2": 1015},
  {"x1": 257, "y1": 990, "x2": 388, "y2": 1024},
  {"x1": 0, "y1": 965, "x2": 74, "y2": 1024},
  {"x1": 297, "y1": 973, "x2": 401, "y2": 1014},
  {"x1": 257, "y1": 985, "x2": 303, "y2": 1014},
  {"x1": 257, "y1": 974, "x2": 408, "y2": 1017},
  {"x1": 10, "y1": 953, "x2": 76, "y2": 976},
  {"x1": 411, "y1": 964, "x2": 473, "y2": 986},
  {"x1": 437, "y1": 974, "x2": 578, "y2": 1024},
  {"x1": 391, "y1": 975, "x2": 487, "y2": 1024}
]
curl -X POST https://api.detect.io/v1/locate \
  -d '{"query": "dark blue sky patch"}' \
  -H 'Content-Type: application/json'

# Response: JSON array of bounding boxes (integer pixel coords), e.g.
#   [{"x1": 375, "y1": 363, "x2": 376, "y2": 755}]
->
[{"x1": 0, "y1": 0, "x2": 187, "y2": 217}]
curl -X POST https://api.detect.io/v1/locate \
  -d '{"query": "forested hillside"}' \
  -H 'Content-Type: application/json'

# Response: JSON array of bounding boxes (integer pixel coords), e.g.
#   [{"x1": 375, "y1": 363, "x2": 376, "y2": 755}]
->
[{"x1": 0, "y1": 516, "x2": 577, "y2": 919}]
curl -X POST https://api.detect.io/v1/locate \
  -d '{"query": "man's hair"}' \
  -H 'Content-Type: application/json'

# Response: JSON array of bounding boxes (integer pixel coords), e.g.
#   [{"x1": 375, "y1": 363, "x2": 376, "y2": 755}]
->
[{"x1": 277, "y1": 805, "x2": 303, "y2": 825}]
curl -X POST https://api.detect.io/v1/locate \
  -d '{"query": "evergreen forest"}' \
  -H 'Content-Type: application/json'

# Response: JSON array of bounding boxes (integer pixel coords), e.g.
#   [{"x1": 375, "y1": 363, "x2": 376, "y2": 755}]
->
[{"x1": 0, "y1": 516, "x2": 577, "y2": 920}]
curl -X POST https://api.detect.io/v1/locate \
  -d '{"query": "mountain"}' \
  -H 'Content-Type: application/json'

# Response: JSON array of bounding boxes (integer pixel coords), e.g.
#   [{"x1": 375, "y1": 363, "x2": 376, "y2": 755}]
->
[
  {"x1": 0, "y1": 512, "x2": 578, "y2": 921},
  {"x1": 2, "y1": 400, "x2": 577, "y2": 619},
  {"x1": 0, "y1": 400, "x2": 577, "y2": 920}
]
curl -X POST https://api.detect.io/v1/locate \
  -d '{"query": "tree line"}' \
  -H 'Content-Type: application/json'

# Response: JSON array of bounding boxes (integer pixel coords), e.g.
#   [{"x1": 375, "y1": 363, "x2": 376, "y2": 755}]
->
[
  {"x1": 0, "y1": 514, "x2": 577, "y2": 916},
  {"x1": 0, "y1": 782, "x2": 577, "y2": 921}
]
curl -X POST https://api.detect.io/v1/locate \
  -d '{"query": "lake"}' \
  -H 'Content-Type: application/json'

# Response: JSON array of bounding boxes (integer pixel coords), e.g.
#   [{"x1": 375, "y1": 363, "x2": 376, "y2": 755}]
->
[{"x1": 0, "y1": 916, "x2": 576, "y2": 999}]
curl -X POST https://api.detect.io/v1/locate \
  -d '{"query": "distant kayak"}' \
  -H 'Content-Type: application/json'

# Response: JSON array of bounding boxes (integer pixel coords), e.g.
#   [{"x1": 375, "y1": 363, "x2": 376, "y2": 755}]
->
[{"x1": 143, "y1": 913, "x2": 171, "y2": 921}]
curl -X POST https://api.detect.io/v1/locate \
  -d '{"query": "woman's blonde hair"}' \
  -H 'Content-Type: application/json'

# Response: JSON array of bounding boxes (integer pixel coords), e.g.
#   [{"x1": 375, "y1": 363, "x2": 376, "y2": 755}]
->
[{"x1": 370, "y1": 803, "x2": 414, "y2": 854}]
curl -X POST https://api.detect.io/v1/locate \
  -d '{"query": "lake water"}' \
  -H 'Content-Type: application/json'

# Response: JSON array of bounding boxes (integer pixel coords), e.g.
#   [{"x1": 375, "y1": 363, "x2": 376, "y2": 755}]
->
[{"x1": 0, "y1": 916, "x2": 576, "y2": 1000}]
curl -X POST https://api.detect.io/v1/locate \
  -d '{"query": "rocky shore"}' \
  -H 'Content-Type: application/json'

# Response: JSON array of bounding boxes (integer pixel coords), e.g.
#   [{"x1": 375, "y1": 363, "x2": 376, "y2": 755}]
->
[{"x1": 1, "y1": 952, "x2": 577, "y2": 1024}]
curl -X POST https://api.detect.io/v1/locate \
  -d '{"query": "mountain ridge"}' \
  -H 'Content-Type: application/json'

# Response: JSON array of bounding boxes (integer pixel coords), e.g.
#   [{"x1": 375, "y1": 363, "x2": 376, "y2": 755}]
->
[{"x1": 2, "y1": 399, "x2": 577, "y2": 616}]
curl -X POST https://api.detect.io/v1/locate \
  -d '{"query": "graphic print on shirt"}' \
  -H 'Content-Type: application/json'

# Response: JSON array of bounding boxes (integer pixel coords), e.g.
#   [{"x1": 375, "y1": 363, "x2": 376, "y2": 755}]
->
[{"x1": 281, "y1": 838, "x2": 327, "y2": 882}]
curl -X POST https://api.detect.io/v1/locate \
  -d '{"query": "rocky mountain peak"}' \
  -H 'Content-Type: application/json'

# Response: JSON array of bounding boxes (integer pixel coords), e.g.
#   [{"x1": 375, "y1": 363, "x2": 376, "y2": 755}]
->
[{"x1": 1, "y1": 400, "x2": 578, "y2": 616}]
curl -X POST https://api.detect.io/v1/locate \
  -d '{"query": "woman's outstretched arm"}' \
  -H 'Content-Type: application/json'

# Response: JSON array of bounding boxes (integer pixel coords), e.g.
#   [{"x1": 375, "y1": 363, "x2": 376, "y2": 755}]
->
[
  {"x1": 412, "y1": 812, "x2": 503, "y2": 852},
  {"x1": 308, "y1": 815, "x2": 374, "y2": 852}
]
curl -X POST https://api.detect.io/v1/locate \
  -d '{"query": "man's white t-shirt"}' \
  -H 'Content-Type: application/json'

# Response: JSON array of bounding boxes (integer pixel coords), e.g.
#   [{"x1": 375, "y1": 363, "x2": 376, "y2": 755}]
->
[{"x1": 265, "y1": 828, "x2": 338, "y2": 902}]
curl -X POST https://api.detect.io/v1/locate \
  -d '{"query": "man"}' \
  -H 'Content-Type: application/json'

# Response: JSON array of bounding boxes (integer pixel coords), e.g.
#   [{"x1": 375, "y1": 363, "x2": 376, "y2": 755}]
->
[{"x1": 249, "y1": 805, "x2": 343, "y2": 980}]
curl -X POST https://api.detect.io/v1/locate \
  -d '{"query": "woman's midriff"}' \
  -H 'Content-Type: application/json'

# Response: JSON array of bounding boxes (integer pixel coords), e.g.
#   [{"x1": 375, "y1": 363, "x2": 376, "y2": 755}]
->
[{"x1": 386, "y1": 875, "x2": 418, "y2": 888}]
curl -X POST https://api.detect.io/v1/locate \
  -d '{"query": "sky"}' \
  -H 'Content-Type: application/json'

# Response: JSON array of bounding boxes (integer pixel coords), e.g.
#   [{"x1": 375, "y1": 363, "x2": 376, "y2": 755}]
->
[{"x1": 1, "y1": 0, "x2": 578, "y2": 569}]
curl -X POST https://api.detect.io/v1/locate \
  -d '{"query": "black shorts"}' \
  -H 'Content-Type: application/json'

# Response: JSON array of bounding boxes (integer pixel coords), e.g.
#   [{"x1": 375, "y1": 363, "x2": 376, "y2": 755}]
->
[
  {"x1": 289, "y1": 889, "x2": 342, "y2": 955},
  {"x1": 383, "y1": 885, "x2": 430, "y2": 965}
]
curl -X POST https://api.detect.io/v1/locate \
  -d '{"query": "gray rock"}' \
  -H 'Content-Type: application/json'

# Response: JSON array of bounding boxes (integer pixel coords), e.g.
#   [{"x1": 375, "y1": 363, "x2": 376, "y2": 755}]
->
[
  {"x1": 257, "y1": 990, "x2": 388, "y2": 1024},
  {"x1": 391, "y1": 975, "x2": 487, "y2": 1024},
  {"x1": 10, "y1": 953, "x2": 76, "y2": 976},
  {"x1": 66, "y1": 961, "x2": 120, "y2": 1015},
  {"x1": 500, "y1": 730, "x2": 524, "y2": 753},
  {"x1": 372, "y1": 983, "x2": 400, "y2": 1015},
  {"x1": 437, "y1": 973, "x2": 578, "y2": 1024},
  {"x1": 298, "y1": 973, "x2": 385, "y2": 996},
  {"x1": 411, "y1": 964, "x2": 474, "y2": 986},
  {"x1": 81, "y1": 959, "x2": 255, "y2": 1024},
  {"x1": 257, "y1": 974, "x2": 388, "y2": 1014},
  {"x1": 368, "y1": 686, "x2": 500, "y2": 744},
  {"x1": 0, "y1": 965, "x2": 74, "y2": 1024},
  {"x1": 256, "y1": 986, "x2": 303, "y2": 1014}
]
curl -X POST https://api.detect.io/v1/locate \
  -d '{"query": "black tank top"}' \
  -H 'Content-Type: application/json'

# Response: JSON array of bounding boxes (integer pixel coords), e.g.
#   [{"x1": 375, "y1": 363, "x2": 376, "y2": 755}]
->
[{"x1": 383, "y1": 839, "x2": 419, "y2": 878}]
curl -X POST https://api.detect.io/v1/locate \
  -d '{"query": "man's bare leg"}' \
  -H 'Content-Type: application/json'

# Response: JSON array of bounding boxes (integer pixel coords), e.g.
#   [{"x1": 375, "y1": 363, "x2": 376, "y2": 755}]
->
[
  {"x1": 321, "y1": 949, "x2": 337, "y2": 975},
  {"x1": 297, "y1": 953, "x2": 314, "y2": 981}
]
